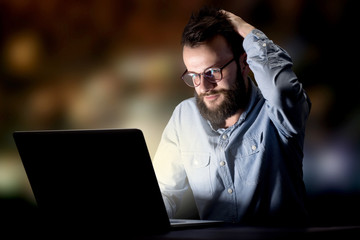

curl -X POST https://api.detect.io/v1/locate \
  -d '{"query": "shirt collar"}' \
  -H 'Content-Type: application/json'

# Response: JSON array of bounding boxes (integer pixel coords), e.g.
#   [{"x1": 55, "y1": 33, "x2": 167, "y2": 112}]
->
[{"x1": 238, "y1": 77, "x2": 260, "y2": 123}]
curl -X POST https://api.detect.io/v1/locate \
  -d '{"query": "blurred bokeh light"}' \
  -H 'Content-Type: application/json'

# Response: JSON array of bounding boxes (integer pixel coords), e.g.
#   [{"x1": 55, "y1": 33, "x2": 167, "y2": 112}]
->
[{"x1": 0, "y1": 0, "x2": 358, "y2": 225}]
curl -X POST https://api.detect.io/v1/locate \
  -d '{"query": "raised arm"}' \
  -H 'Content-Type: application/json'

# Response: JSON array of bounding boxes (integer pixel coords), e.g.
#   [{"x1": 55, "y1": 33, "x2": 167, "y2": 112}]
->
[
  {"x1": 222, "y1": 9, "x2": 311, "y2": 137},
  {"x1": 221, "y1": 10, "x2": 255, "y2": 38}
]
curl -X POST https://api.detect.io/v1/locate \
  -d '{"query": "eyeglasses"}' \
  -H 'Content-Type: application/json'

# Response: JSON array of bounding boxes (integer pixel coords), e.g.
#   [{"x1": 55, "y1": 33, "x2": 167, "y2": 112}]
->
[{"x1": 181, "y1": 58, "x2": 235, "y2": 87}]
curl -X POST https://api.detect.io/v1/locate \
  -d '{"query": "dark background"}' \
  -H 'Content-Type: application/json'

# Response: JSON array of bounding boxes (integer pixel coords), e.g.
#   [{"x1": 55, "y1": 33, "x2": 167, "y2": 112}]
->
[{"x1": 0, "y1": 0, "x2": 359, "y2": 227}]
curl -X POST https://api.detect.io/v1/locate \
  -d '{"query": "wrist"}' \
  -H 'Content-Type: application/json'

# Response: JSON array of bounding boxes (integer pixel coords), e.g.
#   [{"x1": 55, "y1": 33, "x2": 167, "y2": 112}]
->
[{"x1": 238, "y1": 24, "x2": 255, "y2": 38}]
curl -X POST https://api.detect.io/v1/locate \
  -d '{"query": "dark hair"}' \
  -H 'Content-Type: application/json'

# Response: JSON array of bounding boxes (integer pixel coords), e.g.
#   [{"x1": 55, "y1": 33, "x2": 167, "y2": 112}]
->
[{"x1": 181, "y1": 7, "x2": 244, "y2": 59}]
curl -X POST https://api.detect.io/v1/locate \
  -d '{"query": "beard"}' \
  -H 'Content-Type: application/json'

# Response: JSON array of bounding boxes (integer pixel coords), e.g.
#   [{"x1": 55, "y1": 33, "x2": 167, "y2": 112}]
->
[{"x1": 195, "y1": 66, "x2": 248, "y2": 129}]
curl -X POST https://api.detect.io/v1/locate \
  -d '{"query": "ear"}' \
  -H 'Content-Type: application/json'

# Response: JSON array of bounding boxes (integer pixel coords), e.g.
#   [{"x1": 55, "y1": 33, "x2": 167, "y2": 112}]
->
[{"x1": 239, "y1": 52, "x2": 250, "y2": 78}]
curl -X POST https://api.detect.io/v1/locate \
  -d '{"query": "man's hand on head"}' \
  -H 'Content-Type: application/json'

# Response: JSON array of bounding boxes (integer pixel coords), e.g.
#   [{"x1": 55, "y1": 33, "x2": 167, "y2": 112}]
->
[{"x1": 221, "y1": 10, "x2": 255, "y2": 38}]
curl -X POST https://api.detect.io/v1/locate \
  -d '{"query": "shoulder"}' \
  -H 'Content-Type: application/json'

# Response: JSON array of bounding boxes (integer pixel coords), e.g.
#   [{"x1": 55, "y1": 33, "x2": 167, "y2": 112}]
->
[
  {"x1": 169, "y1": 97, "x2": 205, "y2": 129},
  {"x1": 173, "y1": 97, "x2": 197, "y2": 114}
]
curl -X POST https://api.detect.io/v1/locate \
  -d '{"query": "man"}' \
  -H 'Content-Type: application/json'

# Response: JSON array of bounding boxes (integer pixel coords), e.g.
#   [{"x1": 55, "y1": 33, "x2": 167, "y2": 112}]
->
[{"x1": 153, "y1": 7, "x2": 311, "y2": 226}]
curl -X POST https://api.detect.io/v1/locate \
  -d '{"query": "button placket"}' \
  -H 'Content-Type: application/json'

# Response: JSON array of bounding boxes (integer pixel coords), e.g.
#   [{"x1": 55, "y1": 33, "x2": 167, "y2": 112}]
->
[{"x1": 218, "y1": 133, "x2": 229, "y2": 151}]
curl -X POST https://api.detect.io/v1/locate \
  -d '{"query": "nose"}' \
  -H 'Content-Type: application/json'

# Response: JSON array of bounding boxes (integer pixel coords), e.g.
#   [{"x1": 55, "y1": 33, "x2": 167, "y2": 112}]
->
[{"x1": 197, "y1": 75, "x2": 216, "y2": 94}]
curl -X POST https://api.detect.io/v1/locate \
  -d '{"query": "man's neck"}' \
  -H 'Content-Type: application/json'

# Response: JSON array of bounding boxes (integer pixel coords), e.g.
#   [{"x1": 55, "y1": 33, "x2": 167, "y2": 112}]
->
[{"x1": 224, "y1": 109, "x2": 243, "y2": 129}]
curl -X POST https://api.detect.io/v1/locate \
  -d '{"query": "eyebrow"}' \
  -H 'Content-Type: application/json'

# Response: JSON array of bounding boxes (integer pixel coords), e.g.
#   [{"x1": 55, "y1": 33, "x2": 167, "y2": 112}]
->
[
  {"x1": 207, "y1": 60, "x2": 225, "y2": 69},
  {"x1": 186, "y1": 60, "x2": 227, "y2": 74}
]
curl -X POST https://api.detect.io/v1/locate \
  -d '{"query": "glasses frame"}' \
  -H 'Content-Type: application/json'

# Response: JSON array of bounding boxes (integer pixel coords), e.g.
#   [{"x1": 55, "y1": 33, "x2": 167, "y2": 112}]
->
[{"x1": 181, "y1": 58, "x2": 235, "y2": 87}]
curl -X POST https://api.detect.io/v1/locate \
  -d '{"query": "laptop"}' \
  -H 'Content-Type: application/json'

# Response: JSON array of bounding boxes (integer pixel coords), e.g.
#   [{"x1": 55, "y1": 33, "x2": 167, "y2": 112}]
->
[{"x1": 13, "y1": 128, "x2": 222, "y2": 236}]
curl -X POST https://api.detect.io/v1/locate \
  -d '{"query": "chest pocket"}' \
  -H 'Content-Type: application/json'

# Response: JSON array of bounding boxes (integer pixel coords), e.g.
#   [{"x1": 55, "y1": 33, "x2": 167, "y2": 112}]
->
[
  {"x1": 231, "y1": 134, "x2": 264, "y2": 185},
  {"x1": 181, "y1": 152, "x2": 212, "y2": 197}
]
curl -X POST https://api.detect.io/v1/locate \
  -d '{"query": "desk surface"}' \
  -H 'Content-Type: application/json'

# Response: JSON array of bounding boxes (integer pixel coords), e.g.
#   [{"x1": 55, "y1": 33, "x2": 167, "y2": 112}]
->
[
  {"x1": 1, "y1": 216, "x2": 360, "y2": 239},
  {"x1": 1, "y1": 205, "x2": 359, "y2": 239},
  {"x1": 140, "y1": 224, "x2": 360, "y2": 240}
]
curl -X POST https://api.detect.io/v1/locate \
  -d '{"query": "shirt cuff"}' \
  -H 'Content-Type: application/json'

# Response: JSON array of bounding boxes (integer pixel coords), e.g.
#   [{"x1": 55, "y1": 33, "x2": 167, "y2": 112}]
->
[{"x1": 243, "y1": 29, "x2": 269, "y2": 53}]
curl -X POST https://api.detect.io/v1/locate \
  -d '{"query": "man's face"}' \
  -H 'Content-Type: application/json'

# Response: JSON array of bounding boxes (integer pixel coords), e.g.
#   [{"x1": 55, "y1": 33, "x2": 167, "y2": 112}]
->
[{"x1": 182, "y1": 35, "x2": 247, "y2": 127}]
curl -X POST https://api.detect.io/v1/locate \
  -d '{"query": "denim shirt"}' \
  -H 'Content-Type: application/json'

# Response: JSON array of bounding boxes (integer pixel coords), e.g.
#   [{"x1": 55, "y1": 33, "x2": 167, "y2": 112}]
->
[{"x1": 153, "y1": 29, "x2": 311, "y2": 225}]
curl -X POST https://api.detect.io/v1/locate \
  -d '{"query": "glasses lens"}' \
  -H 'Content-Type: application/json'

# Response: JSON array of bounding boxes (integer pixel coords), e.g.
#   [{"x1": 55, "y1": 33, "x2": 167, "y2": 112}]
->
[
  {"x1": 183, "y1": 73, "x2": 197, "y2": 87},
  {"x1": 204, "y1": 68, "x2": 221, "y2": 82},
  {"x1": 182, "y1": 67, "x2": 223, "y2": 87}
]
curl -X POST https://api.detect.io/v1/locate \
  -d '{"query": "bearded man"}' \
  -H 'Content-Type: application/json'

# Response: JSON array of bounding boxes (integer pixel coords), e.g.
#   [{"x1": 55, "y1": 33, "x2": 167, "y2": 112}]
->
[{"x1": 153, "y1": 7, "x2": 311, "y2": 226}]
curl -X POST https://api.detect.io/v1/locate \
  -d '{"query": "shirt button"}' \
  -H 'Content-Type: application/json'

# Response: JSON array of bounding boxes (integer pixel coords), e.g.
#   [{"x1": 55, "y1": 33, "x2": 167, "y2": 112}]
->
[
  {"x1": 220, "y1": 161, "x2": 226, "y2": 166},
  {"x1": 262, "y1": 43, "x2": 266, "y2": 47},
  {"x1": 222, "y1": 134, "x2": 228, "y2": 140},
  {"x1": 251, "y1": 145, "x2": 257, "y2": 151},
  {"x1": 227, "y1": 188, "x2": 233, "y2": 194}
]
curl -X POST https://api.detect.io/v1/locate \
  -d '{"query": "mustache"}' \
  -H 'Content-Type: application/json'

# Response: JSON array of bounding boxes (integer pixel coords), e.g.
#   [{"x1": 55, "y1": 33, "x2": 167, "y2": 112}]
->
[{"x1": 198, "y1": 89, "x2": 228, "y2": 98}]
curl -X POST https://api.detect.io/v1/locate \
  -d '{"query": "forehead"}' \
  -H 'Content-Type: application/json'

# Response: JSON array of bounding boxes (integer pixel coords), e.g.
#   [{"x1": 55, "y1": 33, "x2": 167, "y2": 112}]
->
[{"x1": 182, "y1": 35, "x2": 233, "y2": 72}]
